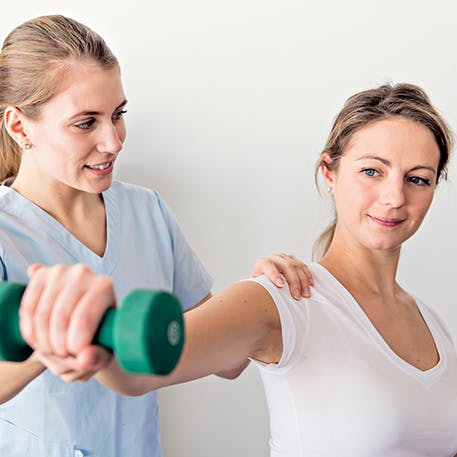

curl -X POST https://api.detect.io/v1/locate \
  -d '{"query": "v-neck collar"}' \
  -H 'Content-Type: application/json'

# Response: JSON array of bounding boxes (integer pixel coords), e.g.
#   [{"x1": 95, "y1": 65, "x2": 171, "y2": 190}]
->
[
  {"x1": 0, "y1": 184, "x2": 120, "y2": 275},
  {"x1": 312, "y1": 262, "x2": 447, "y2": 386}
]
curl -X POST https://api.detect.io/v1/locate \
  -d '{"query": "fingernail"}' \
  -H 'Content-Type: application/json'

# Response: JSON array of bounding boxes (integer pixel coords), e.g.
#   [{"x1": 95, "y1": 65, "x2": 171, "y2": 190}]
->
[
  {"x1": 294, "y1": 289, "x2": 301, "y2": 300},
  {"x1": 276, "y1": 278, "x2": 284, "y2": 287},
  {"x1": 302, "y1": 288, "x2": 310, "y2": 298}
]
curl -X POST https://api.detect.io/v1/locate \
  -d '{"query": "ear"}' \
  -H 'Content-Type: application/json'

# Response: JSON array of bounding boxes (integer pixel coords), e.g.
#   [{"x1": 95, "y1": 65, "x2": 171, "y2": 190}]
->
[
  {"x1": 320, "y1": 152, "x2": 336, "y2": 191},
  {"x1": 3, "y1": 106, "x2": 31, "y2": 148}
]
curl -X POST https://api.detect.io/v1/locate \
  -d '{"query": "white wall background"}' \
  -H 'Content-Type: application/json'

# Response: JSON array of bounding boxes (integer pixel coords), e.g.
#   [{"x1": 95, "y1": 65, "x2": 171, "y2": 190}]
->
[{"x1": 3, "y1": 1, "x2": 457, "y2": 456}]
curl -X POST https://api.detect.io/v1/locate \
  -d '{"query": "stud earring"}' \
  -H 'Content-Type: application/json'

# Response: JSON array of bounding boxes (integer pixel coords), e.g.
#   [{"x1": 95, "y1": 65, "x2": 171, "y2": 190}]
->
[
  {"x1": 327, "y1": 186, "x2": 332, "y2": 193},
  {"x1": 23, "y1": 143, "x2": 32, "y2": 150}
]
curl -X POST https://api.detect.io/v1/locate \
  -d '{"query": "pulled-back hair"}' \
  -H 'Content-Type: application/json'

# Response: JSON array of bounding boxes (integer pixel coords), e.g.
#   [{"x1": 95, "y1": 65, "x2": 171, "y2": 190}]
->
[
  {"x1": 313, "y1": 83, "x2": 454, "y2": 260},
  {"x1": 0, "y1": 15, "x2": 118, "y2": 181}
]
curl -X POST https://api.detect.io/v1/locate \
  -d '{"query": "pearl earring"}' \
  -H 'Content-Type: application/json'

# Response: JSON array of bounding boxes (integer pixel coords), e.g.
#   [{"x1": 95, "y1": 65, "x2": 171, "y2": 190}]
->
[
  {"x1": 23, "y1": 143, "x2": 32, "y2": 150},
  {"x1": 327, "y1": 186, "x2": 332, "y2": 193}
]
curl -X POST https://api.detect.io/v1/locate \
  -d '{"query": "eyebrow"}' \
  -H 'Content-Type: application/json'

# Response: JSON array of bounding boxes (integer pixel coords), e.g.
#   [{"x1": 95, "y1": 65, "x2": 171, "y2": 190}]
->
[
  {"x1": 68, "y1": 99, "x2": 128, "y2": 121},
  {"x1": 355, "y1": 154, "x2": 437, "y2": 174}
]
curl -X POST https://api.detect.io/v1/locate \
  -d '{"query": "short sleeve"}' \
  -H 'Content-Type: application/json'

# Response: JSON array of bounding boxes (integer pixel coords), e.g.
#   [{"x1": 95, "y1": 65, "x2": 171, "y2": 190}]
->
[
  {"x1": 154, "y1": 191, "x2": 213, "y2": 311},
  {"x1": 245, "y1": 275, "x2": 309, "y2": 372}
]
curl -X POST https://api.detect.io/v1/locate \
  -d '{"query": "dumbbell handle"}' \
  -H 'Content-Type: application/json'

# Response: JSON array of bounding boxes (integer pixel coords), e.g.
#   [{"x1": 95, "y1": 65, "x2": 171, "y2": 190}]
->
[{"x1": 0, "y1": 282, "x2": 185, "y2": 375}]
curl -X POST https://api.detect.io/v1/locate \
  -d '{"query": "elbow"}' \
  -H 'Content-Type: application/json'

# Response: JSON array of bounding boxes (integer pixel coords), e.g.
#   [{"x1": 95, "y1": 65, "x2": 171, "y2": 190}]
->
[
  {"x1": 216, "y1": 371, "x2": 243, "y2": 380},
  {"x1": 215, "y1": 359, "x2": 251, "y2": 380}
]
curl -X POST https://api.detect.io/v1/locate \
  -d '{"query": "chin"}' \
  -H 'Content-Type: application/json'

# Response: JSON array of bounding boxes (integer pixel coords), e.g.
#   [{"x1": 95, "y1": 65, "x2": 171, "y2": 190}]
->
[{"x1": 88, "y1": 177, "x2": 114, "y2": 194}]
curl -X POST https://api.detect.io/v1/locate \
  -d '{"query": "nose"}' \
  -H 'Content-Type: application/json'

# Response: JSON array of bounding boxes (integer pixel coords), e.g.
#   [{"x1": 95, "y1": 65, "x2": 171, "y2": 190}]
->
[
  {"x1": 96, "y1": 121, "x2": 124, "y2": 155},
  {"x1": 380, "y1": 176, "x2": 406, "y2": 208}
]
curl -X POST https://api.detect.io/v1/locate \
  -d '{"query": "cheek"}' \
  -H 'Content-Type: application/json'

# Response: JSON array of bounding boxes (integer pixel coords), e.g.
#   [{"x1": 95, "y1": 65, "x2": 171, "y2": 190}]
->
[
  {"x1": 413, "y1": 193, "x2": 434, "y2": 218},
  {"x1": 334, "y1": 177, "x2": 373, "y2": 215},
  {"x1": 117, "y1": 120, "x2": 127, "y2": 143}
]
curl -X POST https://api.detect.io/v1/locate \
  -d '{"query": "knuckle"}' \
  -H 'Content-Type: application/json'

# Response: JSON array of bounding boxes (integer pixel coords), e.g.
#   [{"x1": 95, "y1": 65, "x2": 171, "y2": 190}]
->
[
  {"x1": 49, "y1": 264, "x2": 66, "y2": 278},
  {"x1": 93, "y1": 275, "x2": 113, "y2": 293},
  {"x1": 72, "y1": 263, "x2": 91, "y2": 279}
]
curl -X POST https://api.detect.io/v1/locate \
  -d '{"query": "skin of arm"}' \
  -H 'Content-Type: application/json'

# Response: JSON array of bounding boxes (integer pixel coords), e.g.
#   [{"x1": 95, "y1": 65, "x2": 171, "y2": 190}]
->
[
  {"x1": 95, "y1": 281, "x2": 282, "y2": 396},
  {"x1": 190, "y1": 292, "x2": 250, "y2": 380},
  {"x1": 0, "y1": 353, "x2": 46, "y2": 404}
]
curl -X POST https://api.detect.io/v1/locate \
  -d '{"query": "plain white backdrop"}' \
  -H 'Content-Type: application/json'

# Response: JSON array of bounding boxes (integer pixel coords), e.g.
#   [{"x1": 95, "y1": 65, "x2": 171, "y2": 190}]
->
[{"x1": 3, "y1": 1, "x2": 457, "y2": 456}]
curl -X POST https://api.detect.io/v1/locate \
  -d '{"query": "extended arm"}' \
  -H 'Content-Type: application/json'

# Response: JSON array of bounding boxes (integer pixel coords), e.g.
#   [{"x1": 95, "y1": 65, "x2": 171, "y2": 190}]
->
[
  {"x1": 95, "y1": 280, "x2": 281, "y2": 395},
  {"x1": 17, "y1": 261, "x2": 294, "y2": 391}
]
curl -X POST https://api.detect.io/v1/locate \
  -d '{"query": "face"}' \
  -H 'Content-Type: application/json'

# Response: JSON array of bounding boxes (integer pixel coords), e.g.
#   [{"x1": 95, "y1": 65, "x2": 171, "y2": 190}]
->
[
  {"x1": 23, "y1": 62, "x2": 127, "y2": 194},
  {"x1": 323, "y1": 118, "x2": 440, "y2": 253}
]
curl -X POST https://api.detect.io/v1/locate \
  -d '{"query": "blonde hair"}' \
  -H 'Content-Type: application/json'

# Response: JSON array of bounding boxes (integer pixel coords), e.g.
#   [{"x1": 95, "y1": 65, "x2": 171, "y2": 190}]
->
[
  {"x1": 313, "y1": 83, "x2": 454, "y2": 260},
  {"x1": 0, "y1": 15, "x2": 118, "y2": 181}
]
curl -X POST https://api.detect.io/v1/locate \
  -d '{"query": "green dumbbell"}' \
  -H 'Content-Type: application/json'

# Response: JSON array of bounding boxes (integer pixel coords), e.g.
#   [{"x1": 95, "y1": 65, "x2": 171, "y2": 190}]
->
[{"x1": 0, "y1": 282, "x2": 185, "y2": 375}]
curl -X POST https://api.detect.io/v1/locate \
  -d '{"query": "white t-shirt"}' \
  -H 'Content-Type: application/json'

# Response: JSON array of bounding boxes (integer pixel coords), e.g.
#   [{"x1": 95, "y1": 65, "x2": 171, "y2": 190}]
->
[{"x1": 250, "y1": 263, "x2": 457, "y2": 457}]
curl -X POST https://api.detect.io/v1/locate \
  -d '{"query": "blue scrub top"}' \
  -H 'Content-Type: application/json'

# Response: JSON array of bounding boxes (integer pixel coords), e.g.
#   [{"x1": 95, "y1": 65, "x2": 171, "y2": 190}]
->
[{"x1": 0, "y1": 181, "x2": 212, "y2": 457}]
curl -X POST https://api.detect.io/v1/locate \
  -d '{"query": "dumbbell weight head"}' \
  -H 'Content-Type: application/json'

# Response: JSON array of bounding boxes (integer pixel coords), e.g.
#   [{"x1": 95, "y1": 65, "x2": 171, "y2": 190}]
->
[
  {"x1": 0, "y1": 283, "x2": 32, "y2": 362},
  {"x1": 108, "y1": 289, "x2": 185, "y2": 375}
]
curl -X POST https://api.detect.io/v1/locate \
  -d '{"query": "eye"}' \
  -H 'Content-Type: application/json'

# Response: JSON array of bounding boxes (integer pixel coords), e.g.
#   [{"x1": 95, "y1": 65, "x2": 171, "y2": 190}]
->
[
  {"x1": 74, "y1": 118, "x2": 95, "y2": 130},
  {"x1": 361, "y1": 168, "x2": 379, "y2": 177},
  {"x1": 113, "y1": 109, "x2": 128, "y2": 121},
  {"x1": 407, "y1": 176, "x2": 431, "y2": 187}
]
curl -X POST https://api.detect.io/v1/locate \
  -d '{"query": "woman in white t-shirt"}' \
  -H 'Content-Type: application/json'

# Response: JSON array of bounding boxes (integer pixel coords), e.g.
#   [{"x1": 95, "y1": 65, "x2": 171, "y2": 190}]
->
[{"x1": 20, "y1": 83, "x2": 457, "y2": 456}]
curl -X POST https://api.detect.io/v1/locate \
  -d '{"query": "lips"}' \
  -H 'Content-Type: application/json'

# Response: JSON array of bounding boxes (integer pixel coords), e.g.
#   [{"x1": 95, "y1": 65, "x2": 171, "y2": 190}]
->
[
  {"x1": 84, "y1": 160, "x2": 114, "y2": 176},
  {"x1": 368, "y1": 215, "x2": 406, "y2": 227},
  {"x1": 85, "y1": 161, "x2": 112, "y2": 170}
]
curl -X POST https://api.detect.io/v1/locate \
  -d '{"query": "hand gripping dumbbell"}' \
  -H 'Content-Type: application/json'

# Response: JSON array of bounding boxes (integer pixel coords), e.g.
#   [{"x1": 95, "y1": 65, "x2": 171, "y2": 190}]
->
[{"x1": 0, "y1": 282, "x2": 185, "y2": 375}]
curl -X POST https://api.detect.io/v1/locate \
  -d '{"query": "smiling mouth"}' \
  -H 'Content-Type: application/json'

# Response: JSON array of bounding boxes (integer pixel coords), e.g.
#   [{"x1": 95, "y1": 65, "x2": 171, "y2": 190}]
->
[
  {"x1": 85, "y1": 162, "x2": 112, "y2": 170},
  {"x1": 368, "y1": 215, "x2": 406, "y2": 227}
]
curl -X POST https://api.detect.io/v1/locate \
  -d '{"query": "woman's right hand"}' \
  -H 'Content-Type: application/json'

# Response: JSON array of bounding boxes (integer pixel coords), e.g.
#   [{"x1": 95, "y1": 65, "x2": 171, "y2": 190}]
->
[{"x1": 19, "y1": 263, "x2": 116, "y2": 376}]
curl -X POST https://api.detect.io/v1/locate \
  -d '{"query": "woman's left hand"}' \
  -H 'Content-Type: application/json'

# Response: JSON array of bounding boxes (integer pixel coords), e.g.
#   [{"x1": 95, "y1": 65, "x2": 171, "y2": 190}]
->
[
  {"x1": 34, "y1": 347, "x2": 111, "y2": 382},
  {"x1": 251, "y1": 253, "x2": 313, "y2": 299}
]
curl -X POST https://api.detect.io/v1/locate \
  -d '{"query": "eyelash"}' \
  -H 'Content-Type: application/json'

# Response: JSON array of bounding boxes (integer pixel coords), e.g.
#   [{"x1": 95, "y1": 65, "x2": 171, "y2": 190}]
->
[
  {"x1": 74, "y1": 109, "x2": 128, "y2": 130},
  {"x1": 360, "y1": 168, "x2": 431, "y2": 187}
]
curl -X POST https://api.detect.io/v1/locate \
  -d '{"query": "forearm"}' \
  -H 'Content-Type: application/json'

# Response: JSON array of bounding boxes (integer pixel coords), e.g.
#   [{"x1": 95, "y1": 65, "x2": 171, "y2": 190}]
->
[
  {"x1": 96, "y1": 282, "x2": 280, "y2": 396},
  {"x1": 94, "y1": 357, "x2": 167, "y2": 396},
  {"x1": 0, "y1": 353, "x2": 46, "y2": 404}
]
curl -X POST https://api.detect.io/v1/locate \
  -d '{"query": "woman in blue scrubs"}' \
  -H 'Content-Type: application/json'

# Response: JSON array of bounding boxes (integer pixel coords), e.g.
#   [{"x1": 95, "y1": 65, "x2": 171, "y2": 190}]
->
[{"x1": 0, "y1": 15, "x2": 310, "y2": 457}]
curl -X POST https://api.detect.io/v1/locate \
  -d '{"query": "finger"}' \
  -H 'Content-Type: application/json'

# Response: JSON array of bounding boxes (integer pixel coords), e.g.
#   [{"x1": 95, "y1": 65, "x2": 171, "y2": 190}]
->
[
  {"x1": 251, "y1": 255, "x2": 286, "y2": 286},
  {"x1": 300, "y1": 263, "x2": 314, "y2": 287},
  {"x1": 76, "y1": 346, "x2": 112, "y2": 373},
  {"x1": 36, "y1": 349, "x2": 106, "y2": 382},
  {"x1": 35, "y1": 351, "x2": 77, "y2": 376},
  {"x1": 61, "y1": 370, "x2": 97, "y2": 383},
  {"x1": 48, "y1": 265, "x2": 93, "y2": 356},
  {"x1": 254, "y1": 259, "x2": 286, "y2": 287},
  {"x1": 295, "y1": 268, "x2": 312, "y2": 298},
  {"x1": 269, "y1": 254, "x2": 304, "y2": 299},
  {"x1": 66, "y1": 275, "x2": 115, "y2": 354},
  {"x1": 282, "y1": 269, "x2": 303, "y2": 300},
  {"x1": 19, "y1": 267, "x2": 48, "y2": 347},
  {"x1": 278, "y1": 254, "x2": 314, "y2": 296},
  {"x1": 27, "y1": 263, "x2": 44, "y2": 278},
  {"x1": 31, "y1": 266, "x2": 68, "y2": 354},
  {"x1": 61, "y1": 347, "x2": 111, "y2": 382},
  {"x1": 250, "y1": 257, "x2": 268, "y2": 277}
]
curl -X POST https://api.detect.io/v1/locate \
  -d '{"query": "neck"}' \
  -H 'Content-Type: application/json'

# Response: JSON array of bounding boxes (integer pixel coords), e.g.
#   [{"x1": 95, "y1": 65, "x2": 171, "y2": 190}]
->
[
  {"x1": 320, "y1": 236, "x2": 401, "y2": 302},
  {"x1": 12, "y1": 167, "x2": 103, "y2": 226}
]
